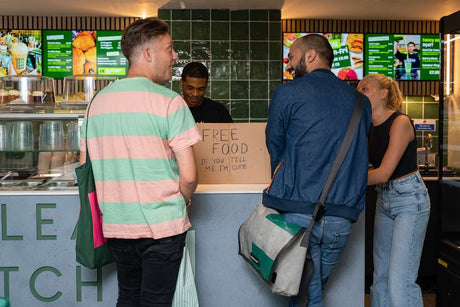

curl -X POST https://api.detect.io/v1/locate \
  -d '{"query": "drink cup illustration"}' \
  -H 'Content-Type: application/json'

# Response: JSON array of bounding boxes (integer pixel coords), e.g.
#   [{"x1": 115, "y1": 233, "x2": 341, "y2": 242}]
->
[{"x1": 11, "y1": 43, "x2": 29, "y2": 75}]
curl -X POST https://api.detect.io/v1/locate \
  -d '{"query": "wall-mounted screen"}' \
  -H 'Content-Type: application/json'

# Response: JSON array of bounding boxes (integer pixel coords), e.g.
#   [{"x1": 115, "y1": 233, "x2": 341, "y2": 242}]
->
[
  {"x1": 283, "y1": 33, "x2": 364, "y2": 81},
  {"x1": 0, "y1": 30, "x2": 42, "y2": 77},
  {"x1": 43, "y1": 30, "x2": 128, "y2": 78},
  {"x1": 365, "y1": 34, "x2": 440, "y2": 80}
]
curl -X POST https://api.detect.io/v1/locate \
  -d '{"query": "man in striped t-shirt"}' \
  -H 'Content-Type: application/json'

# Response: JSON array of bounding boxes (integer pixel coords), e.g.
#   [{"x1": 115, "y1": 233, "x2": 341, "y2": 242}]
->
[{"x1": 79, "y1": 18, "x2": 201, "y2": 306}]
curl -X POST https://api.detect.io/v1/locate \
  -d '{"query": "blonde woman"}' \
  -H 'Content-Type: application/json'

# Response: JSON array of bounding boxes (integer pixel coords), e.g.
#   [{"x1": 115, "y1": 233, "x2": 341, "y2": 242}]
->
[{"x1": 358, "y1": 74, "x2": 430, "y2": 307}]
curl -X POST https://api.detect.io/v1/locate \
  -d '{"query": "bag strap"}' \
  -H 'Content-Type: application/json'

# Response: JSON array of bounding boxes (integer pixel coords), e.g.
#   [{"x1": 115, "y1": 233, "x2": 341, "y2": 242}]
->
[
  {"x1": 82, "y1": 94, "x2": 99, "y2": 162},
  {"x1": 297, "y1": 91, "x2": 365, "y2": 306}
]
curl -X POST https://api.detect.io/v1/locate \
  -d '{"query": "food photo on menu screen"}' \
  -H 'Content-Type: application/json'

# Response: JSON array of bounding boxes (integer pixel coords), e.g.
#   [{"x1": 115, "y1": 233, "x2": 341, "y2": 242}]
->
[
  {"x1": 43, "y1": 30, "x2": 127, "y2": 78},
  {"x1": 283, "y1": 32, "x2": 364, "y2": 81},
  {"x1": 364, "y1": 34, "x2": 440, "y2": 81},
  {"x1": 0, "y1": 30, "x2": 42, "y2": 76}
]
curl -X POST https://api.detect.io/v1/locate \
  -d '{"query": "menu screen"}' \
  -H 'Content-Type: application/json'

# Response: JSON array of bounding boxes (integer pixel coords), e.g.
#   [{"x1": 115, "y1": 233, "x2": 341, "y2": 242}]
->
[
  {"x1": 96, "y1": 31, "x2": 128, "y2": 76},
  {"x1": 42, "y1": 30, "x2": 73, "y2": 78},
  {"x1": 283, "y1": 33, "x2": 364, "y2": 80},
  {"x1": 365, "y1": 34, "x2": 440, "y2": 80},
  {"x1": 0, "y1": 30, "x2": 42, "y2": 76},
  {"x1": 43, "y1": 30, "x2": 128, "y2": 78}
]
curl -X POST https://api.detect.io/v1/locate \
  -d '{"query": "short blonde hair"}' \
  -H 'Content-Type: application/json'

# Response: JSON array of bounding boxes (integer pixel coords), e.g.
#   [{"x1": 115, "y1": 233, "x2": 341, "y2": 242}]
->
[{"x1": 361, "y1": 74, "x2": 403, "y2": 110}]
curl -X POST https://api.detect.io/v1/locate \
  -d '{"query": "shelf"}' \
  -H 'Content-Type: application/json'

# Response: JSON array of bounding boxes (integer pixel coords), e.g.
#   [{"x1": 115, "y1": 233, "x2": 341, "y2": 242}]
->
[
  {"x1": 1, "y1": 149, "x2": 79, "y2": 153},
  {"x1": 0, "y1": 113, "x2": 84, "y2": 120}
]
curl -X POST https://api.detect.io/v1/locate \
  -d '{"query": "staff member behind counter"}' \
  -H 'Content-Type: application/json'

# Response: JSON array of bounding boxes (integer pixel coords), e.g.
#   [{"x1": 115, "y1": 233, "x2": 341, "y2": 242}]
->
[{"x1": 180, "y1": 62, "x2": 233, "y2": 123}]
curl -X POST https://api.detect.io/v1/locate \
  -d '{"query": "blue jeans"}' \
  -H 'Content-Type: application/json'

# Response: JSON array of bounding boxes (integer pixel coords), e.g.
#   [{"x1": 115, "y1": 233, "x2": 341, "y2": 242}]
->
[
  {"x1": 282, "y1": 213, "x2": 352, "y2": 307},
  {"x1": 371, "y1": 172, "x2": 430, "y2": 307},
  {"x1": 107, "y1": 233, "x2": 186, "y2": 307}
]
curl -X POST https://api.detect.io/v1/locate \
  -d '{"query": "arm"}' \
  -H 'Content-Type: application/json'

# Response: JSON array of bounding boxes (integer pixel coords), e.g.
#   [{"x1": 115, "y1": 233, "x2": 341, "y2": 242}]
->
[
  {"x1": 265, "y1": 88, "x2": 287, "y2": 173},
  {"x1": 79, "y1": 138, "x2": 86, "y2": 165},
  {"x1": 174, "y1": 146, "x2": 198, "y2": 201},
  {"x1": 368, "y1": 115, "x2": 414, "y2": 185}
]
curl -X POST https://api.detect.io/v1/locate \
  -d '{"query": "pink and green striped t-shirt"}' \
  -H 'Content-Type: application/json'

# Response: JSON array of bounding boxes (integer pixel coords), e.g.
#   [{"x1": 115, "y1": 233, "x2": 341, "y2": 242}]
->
[{"x1": 80, "y1": 77, "x2": 201, "y2": 239}]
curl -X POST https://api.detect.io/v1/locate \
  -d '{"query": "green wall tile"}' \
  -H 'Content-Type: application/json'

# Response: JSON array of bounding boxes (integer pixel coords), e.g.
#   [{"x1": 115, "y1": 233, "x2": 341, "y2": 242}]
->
[
  {"x1": 158, "y1": 9, "x2": 170, "y2": 21},
  {"x1": 250, "y1": 119, "x2": 268, "y2": 123},
  {"x1": 172, "y1": 59, "x2": 189, "y2": 79},
  {"x1": 231, "y1": 22, "x2": 249, "y2": 40},
  {"x1": 250, "y1": 62, "x2": 268, "y2": 79},
  {"x1": 172, "y1": 10, "x2": 190, "y2": 20},
  {"x1": 172, "y1": 66, "x2": 182, "y2": 79},
  {"x1": 233, "y1": 119, "x2": 250, "y2": 123},
  {"x1": 250, "y1": 81, "x2": 268, "y2": 99},
  {"x1": 250, "y1": 10, "x2": 268, "y2": 21},
  {"x1": 211, "y1": 81, "x2": 230, "y2": 99},
  {"x1": 407, "y1": 103, "x2": 423, "y2": 119},
  {"x1": 424, "y1": 95, "x2": 436, "y2": 102},
  {"x1": 192, "y1": 10, "x2": 210, "y2": 20},
  {"x1": 269, "y1": 10, "x2": 281, "y2": 21},
  {"x1": 401, "y1": 102, "x2": 408, "y2": 113},
  {"x1": 269, "y1": 62, "x2": 282, "y2": 80},
  {"x1": 231, "y1": 10, "x2": 249, "y2": 21},
  {"x1": 174, "y1": 41, "x2": 190, "y2": 60},
  {"x1": 416, "y1": 136, "x2": 423, "y2": 148},
  {"x1": 250, "y1": 42, "x2": 268, "y2": 60},
  {"x1": 269, "y1": 22, "x2": 281, "y2": 41},
  {"x1": 211, "y1": 61, "x2": 230, "y2": 79},
  {"x1": 218, "y1": 100, "x2": 230, "y2": 111},
  {"x1": 206, "y1": 83, "x2": 211, "y2": 97},
  {"x1": 160, "y1": 81, "x2": 171, "y2": 88},
  {"x1": 232, "y1": 61, "x2": 249, "y2": 79},
  {"x1": 168, "y1": 9, "x2": 276, "y2": 122},
  {"x1": 407, "y1": 96, "x2": 424, "y2": 102},
  {"x1": 192, "y1": 22, "x2": 210, "y2": 40},
  {"x1": 250, "y1": 22, "x2": 268, "y2": 41},
  {"x1": 269, "y1": 42, "x2": 282, "y2": 61},
  {"x1": 250, "y1": 100, "x2": 268, "y2": 118},
  {"x1": 231, "y1": 100, "x2": 249, "y2": 118},
  {"x1": 269, "y1": 81, "x2": 282, "y2": 97},
  {"x1": 191, "y1": 41, "x2": 210, "y2": 60},
  {"x1": 171, "y1": 21, "x2": 190, "y2": 40},
  {"x1": 172, "y1": 80, "x2": 181, "y2": 93},
  {"x1": 211, "y1": 10, "x2": 230, "y2": 21},
  {"x1": 211, "y1": 41, "x2": 230, "y2": 60},
  {"x1": 231, "y1": 81, "x2": 249, "y2": 99},
  {"x1": 231, "y1": 42, "x2": 249, "y2": 60},
  {"x1": 211, "y1": 22, "x2": 229, "y2": 40},
  {"x1": 424, "y1": 103, "x2": 439, "y2": 119}
]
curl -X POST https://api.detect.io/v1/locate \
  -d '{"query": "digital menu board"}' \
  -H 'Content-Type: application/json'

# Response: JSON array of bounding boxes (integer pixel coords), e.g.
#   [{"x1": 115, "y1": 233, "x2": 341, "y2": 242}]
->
[
  {"x1": 365, "y1": 34, "x2": 440, "y2": 80},
  {"x1": 43, "y1": 30, "x2": 128, "y2": 78},
  {"x1": 283, "y1": 33, "x2": 364, "y2": 81},
  {"x1": 0, "y1": 30, "x2": 42, "y2": 77}
]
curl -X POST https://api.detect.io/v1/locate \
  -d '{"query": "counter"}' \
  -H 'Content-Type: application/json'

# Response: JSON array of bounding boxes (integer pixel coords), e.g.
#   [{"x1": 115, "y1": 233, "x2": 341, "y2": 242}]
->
[{"x1": 0, "y1": 184, "x2": 365, "y2": 307}]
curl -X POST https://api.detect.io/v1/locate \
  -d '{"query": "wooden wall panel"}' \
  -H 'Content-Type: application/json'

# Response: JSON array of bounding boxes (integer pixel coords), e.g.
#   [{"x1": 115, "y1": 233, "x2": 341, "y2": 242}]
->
[{"x1": 282, "y1": 18, "x2": 440, "y2": 96}]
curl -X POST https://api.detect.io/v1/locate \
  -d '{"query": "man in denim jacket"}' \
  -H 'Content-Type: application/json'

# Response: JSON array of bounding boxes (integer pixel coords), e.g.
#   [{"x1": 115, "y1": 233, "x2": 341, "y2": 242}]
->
[{"x1": 263, "y1": 34, "x2": 372, "y2": 307}]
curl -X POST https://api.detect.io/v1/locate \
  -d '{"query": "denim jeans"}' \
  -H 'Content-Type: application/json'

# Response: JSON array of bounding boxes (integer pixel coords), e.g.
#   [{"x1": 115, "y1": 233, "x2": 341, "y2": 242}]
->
[
  {"x1": 371, "y1": 171, "x2": 430, "y2": 307},
  {"x1": 281, "y1": 213, "x2": 352, "y2": 307},
  {"x1": 107, "y1": 233, "x2": 186, "y2": 307}
]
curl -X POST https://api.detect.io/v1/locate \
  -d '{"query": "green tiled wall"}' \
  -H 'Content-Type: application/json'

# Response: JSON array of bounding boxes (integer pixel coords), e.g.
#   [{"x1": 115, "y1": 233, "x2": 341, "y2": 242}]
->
[
  {"x1": 401, "y1": 95, "x2": 439, "y2": 154},
  {"x1": 158, "y1": 9, "x2": 282, "y2": 122}
]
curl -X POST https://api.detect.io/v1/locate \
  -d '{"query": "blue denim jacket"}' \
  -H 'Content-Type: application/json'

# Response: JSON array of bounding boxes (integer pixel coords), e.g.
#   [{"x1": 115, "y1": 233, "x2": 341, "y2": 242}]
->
[{"x1": 263, "y1": 69, "x2": 372, "y2": 222}]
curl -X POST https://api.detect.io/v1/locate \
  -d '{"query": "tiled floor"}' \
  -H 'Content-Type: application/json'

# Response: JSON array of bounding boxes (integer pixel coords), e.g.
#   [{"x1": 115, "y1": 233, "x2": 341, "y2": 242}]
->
[{"x1": 365, "y1": 294, "x2": 436, "y2": 307}]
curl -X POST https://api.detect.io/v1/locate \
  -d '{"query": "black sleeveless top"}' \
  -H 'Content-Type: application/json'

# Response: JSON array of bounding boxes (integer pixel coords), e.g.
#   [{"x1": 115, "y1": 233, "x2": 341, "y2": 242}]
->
[{"x1": 368, "y1": 112, "x2": 418, "y2": 180}]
